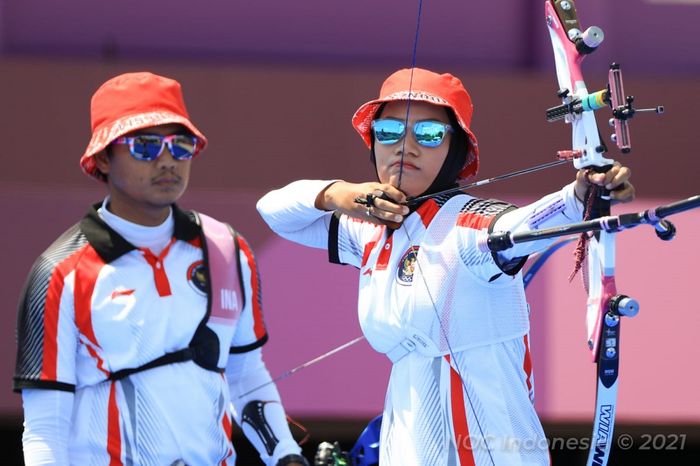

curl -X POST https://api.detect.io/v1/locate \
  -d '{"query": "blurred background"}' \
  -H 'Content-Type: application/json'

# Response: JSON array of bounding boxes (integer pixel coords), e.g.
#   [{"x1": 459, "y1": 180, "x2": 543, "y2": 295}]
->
[{"x1": 1, "y1": 0, "x2": 699, "y2": 464}]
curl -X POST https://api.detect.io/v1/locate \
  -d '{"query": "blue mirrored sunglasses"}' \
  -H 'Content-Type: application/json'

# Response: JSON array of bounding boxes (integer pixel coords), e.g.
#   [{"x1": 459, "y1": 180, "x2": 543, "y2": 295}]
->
[
  {"x1": 371, "y1": 119, "x2": 453, "y2": 148},
  {"x1": 112, "y1": 134, "x2": 201, "y2": 161}
]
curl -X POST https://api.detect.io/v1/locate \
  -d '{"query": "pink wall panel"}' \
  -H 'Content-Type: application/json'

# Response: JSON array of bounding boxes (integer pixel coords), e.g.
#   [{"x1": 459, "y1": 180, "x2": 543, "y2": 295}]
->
[
  {"x1": 1, "y1": 59, "x2": 697, "y2": 199},
  {"x1": 2, "y1": 190, "x2": 699, "y2": 423}
]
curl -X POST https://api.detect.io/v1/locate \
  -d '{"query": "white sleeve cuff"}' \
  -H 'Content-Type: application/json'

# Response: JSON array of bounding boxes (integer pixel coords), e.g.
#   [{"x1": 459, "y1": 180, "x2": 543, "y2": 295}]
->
[{"x1": 21, "y1": 389, "x2": 73, "y2": 466}]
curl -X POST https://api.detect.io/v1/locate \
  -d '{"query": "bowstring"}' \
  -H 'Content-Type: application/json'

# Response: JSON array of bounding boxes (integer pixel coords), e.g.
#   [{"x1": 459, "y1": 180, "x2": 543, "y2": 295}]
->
[
  {"x1": 396, "y1": 0, "x2": 423, "y2": 190},
  {"x1": 397, "y1": 1, "x2": 496, "y2": 464}
]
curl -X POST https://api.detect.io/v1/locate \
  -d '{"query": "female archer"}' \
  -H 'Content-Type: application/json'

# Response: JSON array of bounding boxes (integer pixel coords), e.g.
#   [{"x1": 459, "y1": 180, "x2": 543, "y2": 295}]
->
[{"x1": 257, "y1": 67, "x2": 634, "y2": 465}]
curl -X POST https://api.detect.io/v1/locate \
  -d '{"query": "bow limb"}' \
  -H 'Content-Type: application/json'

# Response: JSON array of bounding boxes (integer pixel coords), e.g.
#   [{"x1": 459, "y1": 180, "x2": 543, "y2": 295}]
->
[
  {"x1": 545, "y1": 0, "x2": 612, "y2": 171},
  {"x1": 585, "y1": 231, "x2": 622, "y2": 466}
]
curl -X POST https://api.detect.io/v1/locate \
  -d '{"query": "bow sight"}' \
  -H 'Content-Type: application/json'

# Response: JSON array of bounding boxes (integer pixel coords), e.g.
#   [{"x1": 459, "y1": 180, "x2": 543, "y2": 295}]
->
[{"x1": 546, "y1": 63, "x2": 664, "y2": 154}]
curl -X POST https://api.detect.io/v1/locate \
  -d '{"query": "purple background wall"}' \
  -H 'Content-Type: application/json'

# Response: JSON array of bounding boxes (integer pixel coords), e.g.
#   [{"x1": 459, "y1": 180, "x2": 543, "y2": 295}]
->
[
  {"x1": 1, "y1": 0, "x2": 699, "y2": 433},
  {"x1": 3, "y1": 0, "x2": 700, "y2": 74}
]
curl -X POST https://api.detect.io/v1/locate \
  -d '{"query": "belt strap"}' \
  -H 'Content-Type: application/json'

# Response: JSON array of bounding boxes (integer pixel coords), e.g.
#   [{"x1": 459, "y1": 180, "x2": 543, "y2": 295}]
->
[
  {"x1": 109, "y1": 348, "x2": 196, "y2": 381},
  {"x1": 108, "y1": 345, "x2": 223, "y2": 381},
  {"x1": 386, "y1": 338, "x2": 418, "y2": 363}
]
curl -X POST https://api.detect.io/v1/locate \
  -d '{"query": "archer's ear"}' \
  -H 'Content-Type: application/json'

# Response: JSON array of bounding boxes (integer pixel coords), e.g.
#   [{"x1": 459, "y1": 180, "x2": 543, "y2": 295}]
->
[{"x1": 93, "y1": 150, "x2": 110, "y2": 177}]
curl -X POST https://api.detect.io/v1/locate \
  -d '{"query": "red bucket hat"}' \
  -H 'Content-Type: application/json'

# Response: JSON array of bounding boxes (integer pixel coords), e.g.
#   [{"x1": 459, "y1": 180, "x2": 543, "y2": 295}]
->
[
  {"x1": 352, "y1": 68, "x2": 480, "y2": 179},
  {"x1": 80, "y1": 72, "x2": 208, "y2": 181}
]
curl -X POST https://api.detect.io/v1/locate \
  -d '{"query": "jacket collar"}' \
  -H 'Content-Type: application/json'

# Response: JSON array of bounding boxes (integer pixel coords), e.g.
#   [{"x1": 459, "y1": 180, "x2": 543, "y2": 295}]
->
[{"x1": 79, "y1": 202, "x2": 200, "y2": 263}]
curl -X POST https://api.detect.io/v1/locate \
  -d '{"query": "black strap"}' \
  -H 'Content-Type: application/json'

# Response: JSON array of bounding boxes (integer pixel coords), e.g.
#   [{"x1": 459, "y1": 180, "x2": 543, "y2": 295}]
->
[
  {"x1": 328, "y1": 211, "x2": 342, "y2": 264},
  {"x1": 488, "y1": 204, "x2": 529, "y2": 276},
  {"x1": 109, "y1": 348, "x2": 198, "y2": 381}
]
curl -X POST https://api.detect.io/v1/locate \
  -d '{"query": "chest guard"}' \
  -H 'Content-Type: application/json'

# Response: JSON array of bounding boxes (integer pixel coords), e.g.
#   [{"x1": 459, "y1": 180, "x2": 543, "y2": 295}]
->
[
  {"x1": 197, "y1": 213, "x2": 244, "y2": 368},
  {"x1": 109, "y1": 212, "x2": 243, "y2": 380}
]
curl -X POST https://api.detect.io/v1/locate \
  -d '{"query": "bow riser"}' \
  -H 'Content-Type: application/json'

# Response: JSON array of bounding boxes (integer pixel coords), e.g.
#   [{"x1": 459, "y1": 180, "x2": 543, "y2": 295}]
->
[{"x1": 586, "y1": 234, "x2": 618, "y2": 361}]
